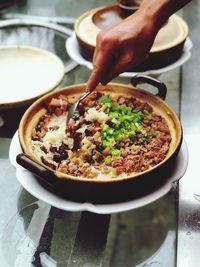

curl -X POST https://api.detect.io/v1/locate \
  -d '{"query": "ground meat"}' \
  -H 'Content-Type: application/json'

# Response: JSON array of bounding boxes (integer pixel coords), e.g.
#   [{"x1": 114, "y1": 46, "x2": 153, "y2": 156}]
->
[
  {"x1": 73, "y1": 133, "x2": 81, "y2": 151},
  {"x1": 94, "y1": 141, "x2": 104, "y2": 152},
  {"x1": 67, "y1": 119, "x2": 80, "y2": 136},
  {"x1": 111, "y1": 159, "x2": 124, "y2": 167},
  {"x1": 32, "y1": 92, "x2": 172, "y2": 179},
  {"x1": 81, "y1": 92, "x2": 102, "y2": 111},
  {"x1": 40, "y1": 145, "x2": 47, "y2": 154}
]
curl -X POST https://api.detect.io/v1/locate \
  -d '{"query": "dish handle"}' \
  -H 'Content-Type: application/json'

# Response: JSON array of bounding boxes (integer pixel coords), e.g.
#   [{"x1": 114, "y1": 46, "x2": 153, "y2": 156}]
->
[
  {"x1": 16, "y1": 153, "x2": 57, "y2": 184},
  {"x1": 131, "y1": 74, "x2": 167, "y2": 100}
]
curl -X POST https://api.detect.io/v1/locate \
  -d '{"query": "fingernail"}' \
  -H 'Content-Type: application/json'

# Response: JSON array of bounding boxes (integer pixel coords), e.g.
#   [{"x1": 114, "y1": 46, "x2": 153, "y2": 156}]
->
[{"x1": 101, "y1": 81, "x2": 107, "y2": 86}]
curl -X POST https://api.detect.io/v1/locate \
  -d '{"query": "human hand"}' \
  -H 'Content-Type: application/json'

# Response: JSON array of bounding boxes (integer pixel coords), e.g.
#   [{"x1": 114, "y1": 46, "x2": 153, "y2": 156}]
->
[{"x1": 87, "y1": 10, "x2": 159, "y2": 91}]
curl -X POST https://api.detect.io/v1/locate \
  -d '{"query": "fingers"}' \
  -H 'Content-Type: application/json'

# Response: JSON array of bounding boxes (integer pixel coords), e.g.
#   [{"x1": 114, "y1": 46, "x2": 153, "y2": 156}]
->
[
  {"x1": 101, "y1": 62, "x2": 131, "y2": 85},
  {"x1": 100, "y1": 54, "x2": 136, "y2": 85},
  {"x1": 87, "y1": 48, "x2": 114, "y2": 91},
  {"x1": 101, "y1": 51, "x2": 150, "y2": 85},
  {"x1": 87, "y1": 68, "x2": 103, "y2": 92},
  {"x1": 87, "y1": 49, "x2": 146, "y2": 89},
  {"x1": 87, "y1": 31, "x2": 119, "y2": 91},
  {"x1": 86, "y1": 10, "x2": 157, "y2": 90}
]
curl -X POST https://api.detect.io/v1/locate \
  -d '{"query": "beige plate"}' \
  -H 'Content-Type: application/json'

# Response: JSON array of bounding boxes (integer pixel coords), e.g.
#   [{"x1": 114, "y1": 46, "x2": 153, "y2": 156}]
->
[
  {"x1": 0, "y1": 46, "x2": 65, "y2": 109},
  {"x1": 75, "y1": 5, "x2": 189, "y2": 53}
]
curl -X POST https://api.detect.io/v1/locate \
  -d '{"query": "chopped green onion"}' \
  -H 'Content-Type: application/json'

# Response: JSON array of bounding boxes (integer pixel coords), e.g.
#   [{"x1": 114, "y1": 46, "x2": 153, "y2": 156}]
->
[
  {"x1": 99, "y1": 94, "x2": 155, "y2": 150},
  {"x1": 100, "y1": 95, "x2": 112, "y2": 105},
  {"x1": 130, "y1": 144, "x2": 138, "y2": 150},
  {"x1": 111, "y1": 149, "x2": 121, "y2": 157},
  {"x1": 104, "y1": 156, "x2": 112, "y2": 165},
  {"x1": 146, "y1": 115, "x2": 152, "y2": 120},
  {"x1": 128, "y1": 131, "x2": 136, "y2": 139},
  {"x1": 152, "y1": 130, "x2": 160, "y2": 137}
]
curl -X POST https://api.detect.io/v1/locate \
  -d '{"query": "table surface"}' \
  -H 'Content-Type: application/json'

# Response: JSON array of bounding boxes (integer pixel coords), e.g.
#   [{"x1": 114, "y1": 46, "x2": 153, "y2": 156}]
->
[{"x1": 0, "y1": 1, "x2": 199, "y2": 267}]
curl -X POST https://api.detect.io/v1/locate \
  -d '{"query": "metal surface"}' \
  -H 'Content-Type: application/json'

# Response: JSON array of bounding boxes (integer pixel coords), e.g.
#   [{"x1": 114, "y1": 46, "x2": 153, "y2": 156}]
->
[
  {"x1": 0, "y1": 18, "x2": 73, "y2": 36},
  {"x1": 0, "y1": 13, "x2": 76, "y2": 24},
  {"x1": 177, "y1": 1, "x2": 200, "y2": 266}
]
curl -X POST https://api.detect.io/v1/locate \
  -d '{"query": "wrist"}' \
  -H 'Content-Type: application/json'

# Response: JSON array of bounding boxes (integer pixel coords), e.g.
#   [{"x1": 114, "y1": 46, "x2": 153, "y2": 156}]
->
[
  {"x1": 126, "y1": 8, "x2": 160, "y2": 38},
  {"x1": 138, "y1": 0, "x2": 172, "y2": 31}
]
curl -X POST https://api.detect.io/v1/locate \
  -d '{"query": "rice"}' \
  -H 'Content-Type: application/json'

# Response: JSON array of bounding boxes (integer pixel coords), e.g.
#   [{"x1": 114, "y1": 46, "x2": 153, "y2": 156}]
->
[{"x1": 31, "y1": 92, "x2": 171, "y2": 179}]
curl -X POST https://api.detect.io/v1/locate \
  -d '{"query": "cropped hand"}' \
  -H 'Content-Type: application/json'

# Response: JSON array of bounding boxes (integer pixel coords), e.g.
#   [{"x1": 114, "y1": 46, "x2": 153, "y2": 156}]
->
[
  {"x1": 87, "y1": 0, "x2": 191, "y2": 91},
  {"x1": 87, "y1": 10, "x2": 158, "y2": 91}
]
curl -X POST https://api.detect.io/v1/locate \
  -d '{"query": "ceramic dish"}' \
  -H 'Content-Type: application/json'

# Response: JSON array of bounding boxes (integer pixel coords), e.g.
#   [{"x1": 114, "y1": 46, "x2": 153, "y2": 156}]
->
[
  {"x1": 66, "y1": 34, "x2": 192, "y2": 78},
  {"x1": 0, "y1": 46, "x2": 65, "y2": 109},
  {"x1": 9, "y1": 131, "x2": 188, "y2": 214},
  {"x1": 16, "y1": 75, "x2": 182, "y2": 203},
  {"x1": 74, "y1": 5, "x2": 189, "y2": 70}
]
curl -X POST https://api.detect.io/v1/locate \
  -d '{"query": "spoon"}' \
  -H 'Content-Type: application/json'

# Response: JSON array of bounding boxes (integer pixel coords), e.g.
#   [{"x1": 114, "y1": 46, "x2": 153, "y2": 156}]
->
[{"x1": 66, "y1": 90, "x2": 92, "y2": 124}]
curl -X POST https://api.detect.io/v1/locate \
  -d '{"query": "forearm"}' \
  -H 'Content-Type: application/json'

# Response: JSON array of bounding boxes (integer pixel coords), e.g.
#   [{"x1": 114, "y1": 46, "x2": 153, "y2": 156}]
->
[
  {"x1": 138, "y1": 0, "x2": 192, "y2": 30},
  {"x1": 87, "y1": 0, "x2": 191, "y2": 89},
  {"x1": 118, "y1": 0, "x2": 192, "y2": 43}
]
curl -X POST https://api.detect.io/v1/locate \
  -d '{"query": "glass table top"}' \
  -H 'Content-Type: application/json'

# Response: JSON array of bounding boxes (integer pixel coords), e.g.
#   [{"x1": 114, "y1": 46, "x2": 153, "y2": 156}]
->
[{"x1": 0, "y1": 1, "x2": 199, "y2": 266}]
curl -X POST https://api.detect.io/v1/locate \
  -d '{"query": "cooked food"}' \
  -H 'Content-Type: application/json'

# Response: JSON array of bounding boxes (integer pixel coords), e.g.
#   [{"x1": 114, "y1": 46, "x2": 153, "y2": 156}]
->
[{"x1": 31, "y1": 92, "x2": 171, "y2": 179}]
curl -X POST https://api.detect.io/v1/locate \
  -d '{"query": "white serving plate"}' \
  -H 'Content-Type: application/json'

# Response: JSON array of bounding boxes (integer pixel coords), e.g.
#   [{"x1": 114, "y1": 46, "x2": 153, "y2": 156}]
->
[
  {"x1": 66, "y1": 33, "x2": 192, "y2": 78},
  {"x1": 9, "y1": 131, "x2": 188, "y2": 214}
]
